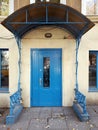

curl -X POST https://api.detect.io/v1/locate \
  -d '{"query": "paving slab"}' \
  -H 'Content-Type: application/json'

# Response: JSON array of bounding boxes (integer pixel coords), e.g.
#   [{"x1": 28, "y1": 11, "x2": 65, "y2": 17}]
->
[
  {"x1": 63, "y1": 107, "x2": 76, "y2": 116},
  {"x1": 52, "y1": 107, "x2": 63, "y2": 113},
  {"x1": 89, "y1": 116, "x2": 98, "y2": 127},
  {"x1": 39, "y1": 111, "x2": 51, "y2": 119},
  {"x1": 91, "y1": 128, "x2": 98, "y2": 130},
  {"x1": 28, "y1": 118, "x2": 47, "y2": 130},
  {"x1": 92, "y1": 106, "x2": 98, "y2": 113},
  {"x1": 0, "y1": 125, "x2": 9, "y2": 130},
  {"x1": 1, "y1": 106, "x2": 98, "y2": 130},
  {"x1": 66, "y1": 120, "x2": 90, "y2": 130},
  {"x1": 7, "y1": 120, "x2": 29, "y2": 130},
  {"x1": 87, "y1": 106, "x2": 98, "y2": 117},
  {"x1": 20, "y1": 108, "x2": 40, "y2": 120},
  {"x1": 49, "y1": 117, "x2": 67, "y2": 129},
  {"x1": 39, "y1": 108, "x2": 52, "y2": 119}
]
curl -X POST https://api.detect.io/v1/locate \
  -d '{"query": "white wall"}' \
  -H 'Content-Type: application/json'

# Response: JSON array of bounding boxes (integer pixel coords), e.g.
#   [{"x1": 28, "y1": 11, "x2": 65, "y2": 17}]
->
[
  {"x1": 0, "y1": 24, "x2": 98, "y2": 107},
  {"x1": 78, "y1": 24, "x2": 98, "y2": 105},
  {"x1": 0, "y1": 25, "x2": 18, "y2": 107},
  {"x1": 21, "y1": 27, "x2": 75, "y2": 107}
]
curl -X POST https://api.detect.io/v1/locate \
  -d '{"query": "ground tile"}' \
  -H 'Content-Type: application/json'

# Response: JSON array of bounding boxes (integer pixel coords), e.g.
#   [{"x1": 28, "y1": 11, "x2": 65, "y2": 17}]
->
[
  {"x1": 92, "y1": 106, "x2": 98, "y2": 113},
  {"x1": 39, "y1": 111, "x2": 51, "y2": 119},
  {"x1": 67, "y1": 120, "x2": 90, "y2": 130},
  {"x1": 87, "y1": 107, "x2": 97, "y2": 117},
  {"x1": 91, "y1": 128, "x2": 98, "y2": 130},
  {"x1": 39, "y1": 108, "x2": 52, "y2": 119},
  {"x1": 89, "y1": 116, "x2": 98, "y2": 127},
  {"x1": 49, "y1": 118, "x2": 67, "y2": 129},
  {"x1": 63, "y1": 107, "x2": 76, "y2": 116},
  {"x1": 8, "y1": 120, "x2": 29, "y2": 130},
  {"x1": 28, "y1": 118, "x2": 47, "y2": 130},
  {"x1": 0, "y1": 125, "x2": 10, "y2": 130},
  {"x1": 52, "y1": 107, "x2": 63, "y2": 113}
]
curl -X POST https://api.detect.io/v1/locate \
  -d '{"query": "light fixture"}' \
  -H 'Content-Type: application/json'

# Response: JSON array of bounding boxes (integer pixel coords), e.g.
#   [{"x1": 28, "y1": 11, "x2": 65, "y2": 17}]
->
[{"x1": 45, "y1": 33, "x2": 52, "y2": 38}]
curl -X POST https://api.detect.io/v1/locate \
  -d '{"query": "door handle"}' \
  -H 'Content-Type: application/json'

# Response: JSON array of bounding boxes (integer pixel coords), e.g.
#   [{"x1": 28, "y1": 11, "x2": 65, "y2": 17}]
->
[{"x1": 39, "y1": 78, "x2": 42, "y2": 86}]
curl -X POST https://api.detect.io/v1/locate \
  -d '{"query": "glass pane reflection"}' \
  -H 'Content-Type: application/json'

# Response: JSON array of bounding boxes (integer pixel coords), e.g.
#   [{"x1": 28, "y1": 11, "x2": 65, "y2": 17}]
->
[
  {"x1": 0, "y1": 50, "x2": 9, "y2": 88},
  {"x1": 43, "y1": 57, "x2": 50, "y2": 87},
  {"x1": 89, "y1": 53, "x2": 96, "y2": 88}
]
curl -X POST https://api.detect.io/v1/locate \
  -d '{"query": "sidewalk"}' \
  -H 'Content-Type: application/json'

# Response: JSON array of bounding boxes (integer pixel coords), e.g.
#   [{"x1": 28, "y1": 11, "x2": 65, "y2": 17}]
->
[{"x1": 0, "y1": 106, "x2": 98, "y2": 130}]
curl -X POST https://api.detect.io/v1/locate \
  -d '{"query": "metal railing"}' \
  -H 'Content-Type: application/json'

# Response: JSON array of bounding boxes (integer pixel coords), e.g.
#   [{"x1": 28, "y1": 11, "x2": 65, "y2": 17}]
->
[
  {"x1": 10, "y1": 89, "x2": 22, "y2": 115},
  {"x1": 6, "y1": 89, "x2": 23, "y2": 124},
  {"x1": 74, "y1": 88, "x2": 88, "y2": 115}
]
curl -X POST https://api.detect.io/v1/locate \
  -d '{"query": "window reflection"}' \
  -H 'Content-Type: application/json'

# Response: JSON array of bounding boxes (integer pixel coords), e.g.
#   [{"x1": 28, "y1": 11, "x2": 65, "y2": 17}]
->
[
  {"x1": 0, "y1": 50, "x2": 9, "y2": 88},
  {"x1": 0, "y1": 0, "x2": 9, "y2": 16},
  {"x1": 86, "y1": 0, "x2": 98, "y2": 15},
  {"x1": 35, "y1": 0, "x2": 60, "y2": 3},
  {"x1": 89, "y1": 53, "x2": 96, "y2": 88},
  {"x1": 43, "y1": 57, "x2": 50, "y2": 87}
]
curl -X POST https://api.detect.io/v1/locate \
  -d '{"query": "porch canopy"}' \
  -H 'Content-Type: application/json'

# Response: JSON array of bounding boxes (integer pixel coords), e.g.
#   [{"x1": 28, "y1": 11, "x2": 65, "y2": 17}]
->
[{"x1": 1, "y1": 2, "x2": 94, "y2": 39}]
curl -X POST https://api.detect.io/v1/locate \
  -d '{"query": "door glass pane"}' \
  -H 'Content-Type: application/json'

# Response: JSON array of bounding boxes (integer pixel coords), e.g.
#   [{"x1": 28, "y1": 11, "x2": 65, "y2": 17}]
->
[
  {"x1": 43, "y1": 57, "x2": 50, "y2": 87},
  {"x1": 89, "y1": 53, "x2": 96, "y2": 88}
]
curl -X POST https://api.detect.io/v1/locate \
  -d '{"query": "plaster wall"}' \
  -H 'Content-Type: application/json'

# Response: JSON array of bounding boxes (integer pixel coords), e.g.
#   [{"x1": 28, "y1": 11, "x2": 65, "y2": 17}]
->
[
  {"x1": 0, "y1": 24, "x2": 98, "y2": 107},
  {"x1": 0, "y1": 25, "x2": 18, "y2": 107},
  {"x1": 22, "y1": 27, "x2": 75, "y2": 107}
]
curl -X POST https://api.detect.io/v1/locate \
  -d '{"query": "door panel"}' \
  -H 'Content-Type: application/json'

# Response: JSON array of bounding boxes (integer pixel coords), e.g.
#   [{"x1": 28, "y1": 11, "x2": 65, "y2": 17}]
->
[{"x1": 31, "y1": 49, "x2": 62, "y2": 106}]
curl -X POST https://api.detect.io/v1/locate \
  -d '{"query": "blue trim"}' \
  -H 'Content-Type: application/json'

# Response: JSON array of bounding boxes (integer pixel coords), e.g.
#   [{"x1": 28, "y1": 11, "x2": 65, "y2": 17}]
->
[
  {"x1": 0, "y1": 51, "x2": 1, "y2": 88},
  {"x1": 0, "y1": 49, "x2": 9, "y2": 51},
  {"x1": 46, "y1": 6, "x2": 48, "y2": 23},
  {"x1": 97, "y1": 52, "x2": 98, "y2": 89},
  {"x1": 89, "y1": 88, "x2": 98, "y2": 92},
  {"x1": 61, "y1": 49, "x2": 62, "y2": 106},
  {"x1": 8, "y1": 21, "x2": 87, "y2": 25},
  {"x1": 0, "y1": 88, "x2": 9, "y2": 93}
]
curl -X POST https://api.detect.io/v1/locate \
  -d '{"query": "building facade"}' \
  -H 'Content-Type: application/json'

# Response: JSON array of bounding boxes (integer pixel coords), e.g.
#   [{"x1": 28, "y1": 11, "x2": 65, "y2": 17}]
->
[{"x1": 0, "y1": 0, "x2": 98, "y2": 108}]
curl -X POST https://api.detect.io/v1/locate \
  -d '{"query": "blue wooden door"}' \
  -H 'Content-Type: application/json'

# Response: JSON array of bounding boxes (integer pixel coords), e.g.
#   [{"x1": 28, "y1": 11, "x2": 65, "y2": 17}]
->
[{"x1": 31, "y1": 49, "x2": 62, "y2": 106}]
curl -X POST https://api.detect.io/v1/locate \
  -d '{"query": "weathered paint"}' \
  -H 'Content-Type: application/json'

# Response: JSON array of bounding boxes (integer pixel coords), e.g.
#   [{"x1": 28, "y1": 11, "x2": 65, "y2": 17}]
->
[{"x1": 0, "y1": 24, "x2": 98, "y2": 107}]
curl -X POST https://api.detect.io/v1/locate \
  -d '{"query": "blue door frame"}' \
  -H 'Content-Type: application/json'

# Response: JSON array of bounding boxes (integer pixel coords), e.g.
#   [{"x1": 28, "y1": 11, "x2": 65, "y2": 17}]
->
[{"x1": 30, "y1": 49, "x2": 62, "y2": 107}]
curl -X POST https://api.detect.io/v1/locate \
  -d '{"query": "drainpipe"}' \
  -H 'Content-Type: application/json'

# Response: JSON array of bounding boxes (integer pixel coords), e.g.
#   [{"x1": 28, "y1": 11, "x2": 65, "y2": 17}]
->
[{"x1": 75, "y1": 38, "x2": 81, "y2": 90}]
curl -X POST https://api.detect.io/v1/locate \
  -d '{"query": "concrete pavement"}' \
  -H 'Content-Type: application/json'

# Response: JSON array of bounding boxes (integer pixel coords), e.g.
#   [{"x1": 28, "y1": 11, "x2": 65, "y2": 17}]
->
[{"x1": 0, "y1": 106, "x2": 98, "y2": 130}]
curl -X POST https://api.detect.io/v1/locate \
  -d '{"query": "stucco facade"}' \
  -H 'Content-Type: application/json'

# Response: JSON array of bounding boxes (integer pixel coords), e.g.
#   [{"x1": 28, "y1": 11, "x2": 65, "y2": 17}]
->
[{"x1": 0, "y1": 23, "x2": 98, "y2": 107}]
